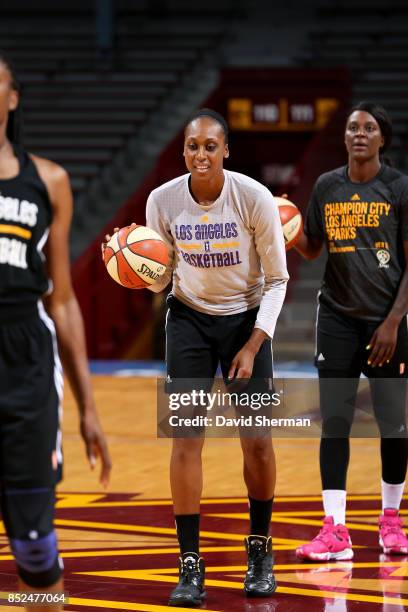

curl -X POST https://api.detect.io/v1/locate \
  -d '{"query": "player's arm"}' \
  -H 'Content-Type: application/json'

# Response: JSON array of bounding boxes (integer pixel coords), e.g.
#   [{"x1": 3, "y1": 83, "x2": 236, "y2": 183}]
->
[
  {"x1": 294, "y1": 184, "x2": 325, "y2": 260},
  {"x1": 368, "y1": 183, "x2": 408, "y2": 367},
  {"x1": 229, "y1": 190, "x2": 289, "y2": 380},
  {"x1": 32, "y1": 155, "x2": 111, "y2": 486},
  {"x1": 294, "y1": 231, "x2": 324, "y2": 260},
  {"x1": 367, "y1": 240, "x2": 408, "y2": 367},
  {"x1": 145, "y1": 192, "x2": 175, "y2": 293}
]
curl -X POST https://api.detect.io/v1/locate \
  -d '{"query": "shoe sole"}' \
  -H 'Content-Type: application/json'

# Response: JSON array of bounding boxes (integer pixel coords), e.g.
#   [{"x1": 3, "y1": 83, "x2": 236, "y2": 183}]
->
[
  {"x1": 244, "y1": 580, "x2": 277, "y2": 597},
  {"x1": 380, "y1": 537, "x2": 408, "y2": 555},
  {"x1": 168, "y1": 591, "x2": 207, "y2": 607},
  {"x1": 295, "y1": 548, "x2": 354, "y2": 562}
]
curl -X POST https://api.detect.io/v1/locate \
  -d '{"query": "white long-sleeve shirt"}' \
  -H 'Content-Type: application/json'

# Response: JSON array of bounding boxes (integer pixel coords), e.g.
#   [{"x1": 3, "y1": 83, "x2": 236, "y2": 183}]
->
[{"x1": 146, "y1": 169, "x2": 288, "y2": 338}]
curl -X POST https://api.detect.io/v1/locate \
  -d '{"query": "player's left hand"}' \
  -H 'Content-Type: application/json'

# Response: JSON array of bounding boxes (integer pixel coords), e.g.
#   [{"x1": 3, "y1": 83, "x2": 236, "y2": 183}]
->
[
  {"x1": 80, "y1": 408, "x2": 112, "y2": 488},
  {"x1": 101, "y1": 223, "x2": 137, "y2": 261},
  {"x1": 367, "y1": 318, "x2": 399, "y2": 367},
  {"x1": 101, "y1": 226, "x2": 119, "y2": 261}
]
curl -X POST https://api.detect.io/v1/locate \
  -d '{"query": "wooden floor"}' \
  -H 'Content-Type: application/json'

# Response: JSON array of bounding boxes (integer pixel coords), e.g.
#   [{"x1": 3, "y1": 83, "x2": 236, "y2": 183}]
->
[
  {"x1": 1, "y1": 375, "x2": 404, "y2": 612},
  {"x1": 62, "y1": 376, "x2": 383, "y2": 497}
]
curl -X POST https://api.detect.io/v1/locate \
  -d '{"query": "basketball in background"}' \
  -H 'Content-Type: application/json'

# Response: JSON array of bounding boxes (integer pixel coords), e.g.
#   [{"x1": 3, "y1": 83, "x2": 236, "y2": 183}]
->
[
  {"x1": 275, "y1": 196, "x2": 303, "y2": 250},
  {"x1": 104, "y1": 225, "x2": 168, "y2": 289}
]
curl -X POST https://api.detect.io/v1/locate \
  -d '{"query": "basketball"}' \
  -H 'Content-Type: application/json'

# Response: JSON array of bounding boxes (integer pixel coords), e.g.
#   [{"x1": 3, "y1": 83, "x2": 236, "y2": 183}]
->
[
  {"x1": 274, "y1": 196, "x2": 303, "y2": 250},
  {"x1": 103, "y1": 224, "x2": 169, "y2": 289}
]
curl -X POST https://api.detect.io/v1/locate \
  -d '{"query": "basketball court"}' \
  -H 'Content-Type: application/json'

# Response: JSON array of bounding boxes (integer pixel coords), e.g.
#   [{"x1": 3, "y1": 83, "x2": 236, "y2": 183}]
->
[
  {"x1": 0, "y1": 366, "x2": 405, "y2": 611},
  {"x1": 0, "y1": 0, "x2": 407, "y2": 610}
]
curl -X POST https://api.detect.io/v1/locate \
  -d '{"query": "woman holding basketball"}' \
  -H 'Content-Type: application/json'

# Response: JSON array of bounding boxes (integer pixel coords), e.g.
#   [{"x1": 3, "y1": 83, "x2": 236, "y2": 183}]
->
[
  {"x1": 0, "y1": 51, "x2": 111, "y2": 609},
  {"x1": 294, "y1": 102, "x2": 408, "y2": 561},
  {"x1": 145, "y1": 109, "x2": 288, "y2": 606}
]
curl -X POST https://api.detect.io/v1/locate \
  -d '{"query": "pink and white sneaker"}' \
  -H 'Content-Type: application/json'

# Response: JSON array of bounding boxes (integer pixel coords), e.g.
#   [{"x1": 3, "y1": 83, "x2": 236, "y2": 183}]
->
[
  {"x1": 296, "y1": 516, "x2": 353, "y2": 561},
  {"x1": 379, "y1": 508, "x2": 408, "y2": 555}
]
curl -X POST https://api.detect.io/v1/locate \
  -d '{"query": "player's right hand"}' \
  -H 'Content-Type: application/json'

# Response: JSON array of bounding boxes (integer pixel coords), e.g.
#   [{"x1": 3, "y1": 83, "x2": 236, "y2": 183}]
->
[
  {"x1": 367, "y1": 317, "x2": 399, "y2": 367},
  {"x1": 80, "y1": 406, "x2": 112, "y2": 488}
]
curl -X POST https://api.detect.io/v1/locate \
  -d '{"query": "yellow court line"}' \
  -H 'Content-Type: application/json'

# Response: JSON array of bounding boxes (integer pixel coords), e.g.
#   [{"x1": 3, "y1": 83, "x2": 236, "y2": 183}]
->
[
  {"x1": 266, "y1": 494, "x2": 408, "y2": 503},
  {"x1": 273, "y1": 510, "x2": 408, "y2": 517},
  {"x1": 273, "y1": 537, "x2": 307, "y2": 545},
  {"x1": 142, "y1": 494, "x2": 407, "y2": 504},
  {"x1": 127, "y1": 498, "x2": 250, "y2": 506},
  {"x1": 57, "y1": 501, "x2": 169, "y2": 509},
  {"x1": 75, "y1": 570, "x2": 186, "y2": 580},
  {"x1": 54, "y1": 518, "x2": 180, "y2": 535},
  {"x1": 53, "y1": 518, "x2": 254, "y2": 542},
  {"x1": 205, "y1": 514, "x2": 381, "y2": 532},
  {"x1": 151, "y1": 561, "x2": 408, "y2": 573},
  {"x1": 58, "y1": 501, "x2": 407, "y2": 513},
  {"x1": 280, "y1": 517, "x2": 381, "y2": 532},
  {"x1": 203, "y1": 577, "x2": 408, "y2": 605},
  {"x1": 0, "y1": 542, "x2": 305, "y2": 563},
  {"x1": 390, "y1": 565, "x2": 408, "y2": 576},
  {"x1": 0, "y1": 543, "x2": 299, "y2": 563},
  {"x1": 0, "y1": 224, "x2": 31, "y2": 239},
  {"x1": 55, "y1": 500, "x2": 260, "y2": 510},
  {"x1": 74, "y1": 568, "x2": 408, "y2": 606},
  {"x1": 208, "y1": 510, "x2": 408, "y2": 518},
  {"x1": 66, "y1": 546, "x2": 242, "y2": 558},
  {"x1": 265, "y1": 516, "x2": 380, "y2": 532},
  {"x1": 53, "y1": 494, "x2": 408, "y2": 507},
  {"x1": 276, "y1": 584, "x2": 408, "y2": 606},
  {"x1": 56, "y1": 494, "x2": 106, "y2": 508},
  {"x1": 79, "y1": 560, "x2": 408, "y2": 575},
  {"x1": 0, "y1": 549, "x2": 180, "y2": 562},
  {"x1": 67, "y1": 597, "x2": 221, "y2": 612},
  {"x1": 274, "y1": 561, "x2": 408, "y2": 571}
]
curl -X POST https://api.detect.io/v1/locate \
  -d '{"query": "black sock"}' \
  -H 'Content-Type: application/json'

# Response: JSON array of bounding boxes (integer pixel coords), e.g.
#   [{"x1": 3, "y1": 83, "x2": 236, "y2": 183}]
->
[
  {"x1": 248, "y1": 496, "x2": 273, "y2": 537},
  {"x1": 175, "y1": 514, "x2": 200, "y2": 555}
]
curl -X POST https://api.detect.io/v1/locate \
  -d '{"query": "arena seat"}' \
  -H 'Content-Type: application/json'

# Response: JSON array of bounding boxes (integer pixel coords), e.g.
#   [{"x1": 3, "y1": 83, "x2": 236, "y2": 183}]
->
[
  {"x1": 300, "y1": 1, "x2": 408, "y2": 172},
  {"x1": 1, "y1": 4, "x2": 228, "y2": 209}
]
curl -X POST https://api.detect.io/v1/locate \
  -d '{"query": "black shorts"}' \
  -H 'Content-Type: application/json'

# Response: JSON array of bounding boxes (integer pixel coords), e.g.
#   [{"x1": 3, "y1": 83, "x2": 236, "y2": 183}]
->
[
  {"x1": 165, "y1": 295, "x2": 273, "y2": 391},
  {"x1": 315, "y1": 301, "x2": 408, "y2": 437},
  {"x1": 315, "y1": 301, "x2": 408, "y2": 377},
  {"x1": 0, "y1": 303, "x2": 62, "y2": 488}
]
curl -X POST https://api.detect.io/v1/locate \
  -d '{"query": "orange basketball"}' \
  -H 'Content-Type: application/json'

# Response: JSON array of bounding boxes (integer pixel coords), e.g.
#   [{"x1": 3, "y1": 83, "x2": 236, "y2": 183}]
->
[
  {"x1": 103, "y1": 225, "x2": 169, "y2": 289},
  {"x1": 274, "y1": 196, "x2": 303, "y2": 250}
]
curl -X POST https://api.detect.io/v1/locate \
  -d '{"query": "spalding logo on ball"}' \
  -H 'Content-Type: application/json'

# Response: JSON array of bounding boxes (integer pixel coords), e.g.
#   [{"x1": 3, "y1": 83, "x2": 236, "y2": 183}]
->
[
  {"x1": 104, "y1": 225, "x2": 169, "y2": 289},
  {"x1": 274, "y1": 196, "x2": 303, "y2": 250}
]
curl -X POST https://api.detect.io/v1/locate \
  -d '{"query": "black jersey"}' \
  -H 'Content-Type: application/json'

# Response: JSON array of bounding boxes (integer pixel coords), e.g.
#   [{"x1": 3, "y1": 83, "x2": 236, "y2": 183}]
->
[
  {"x1": 304, "y1": 164, "x2": 408, "y2": 321},
  {"x1": 0, "y1": 148, "x2": 52, "y2": 305}
]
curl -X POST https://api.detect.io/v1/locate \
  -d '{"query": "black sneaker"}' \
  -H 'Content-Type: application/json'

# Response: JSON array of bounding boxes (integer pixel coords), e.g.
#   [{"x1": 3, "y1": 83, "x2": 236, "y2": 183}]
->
[
  {"x1": 168, "y1": 552, "x2": 206, "y2": 607},
  {"x1": 244, "y1": 535, "x2": 277, "y2": 597}
]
